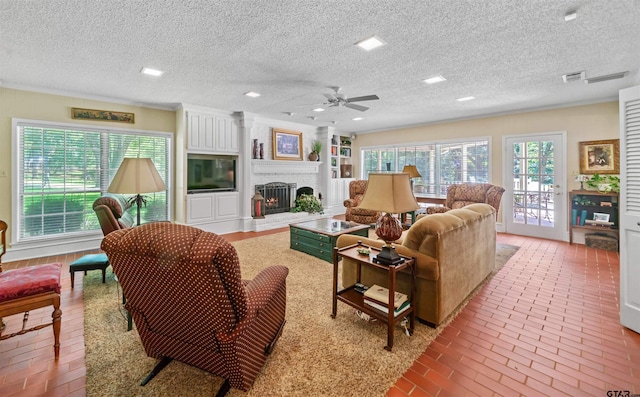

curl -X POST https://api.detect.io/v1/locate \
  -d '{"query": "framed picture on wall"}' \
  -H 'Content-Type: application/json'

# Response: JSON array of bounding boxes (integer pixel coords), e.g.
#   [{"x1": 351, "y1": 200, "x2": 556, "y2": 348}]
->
[
  {"x1": 579, "y1": 139, "x2": 620, "y2": 175},
  {"x1": 272, "y1": 128, "x2": 303, "y2": 160}
]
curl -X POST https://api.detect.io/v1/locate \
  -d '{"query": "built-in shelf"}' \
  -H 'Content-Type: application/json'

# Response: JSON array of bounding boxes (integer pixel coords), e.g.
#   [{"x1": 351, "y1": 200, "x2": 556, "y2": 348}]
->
[{"x1": 251, "y1": 160, "x2": 322, "y2": 174}]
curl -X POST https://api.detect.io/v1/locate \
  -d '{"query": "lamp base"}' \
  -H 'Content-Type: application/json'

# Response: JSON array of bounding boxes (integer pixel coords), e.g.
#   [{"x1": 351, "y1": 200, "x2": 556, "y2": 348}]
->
[{"x1": 373, "y1": 244, "x2": 404, "y2": 266}]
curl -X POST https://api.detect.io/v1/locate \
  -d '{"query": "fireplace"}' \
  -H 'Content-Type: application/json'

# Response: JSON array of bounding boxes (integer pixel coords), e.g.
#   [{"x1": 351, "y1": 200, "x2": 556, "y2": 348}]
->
[{"x1": 255, "y1": 182, "x2": 297, "y2": 215}]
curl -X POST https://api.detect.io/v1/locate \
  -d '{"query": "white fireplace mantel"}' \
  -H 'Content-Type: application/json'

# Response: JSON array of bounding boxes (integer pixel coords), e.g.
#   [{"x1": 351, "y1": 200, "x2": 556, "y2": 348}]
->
[{"x1": 251, "y1": 160, "x2": 322, "y2": 174}]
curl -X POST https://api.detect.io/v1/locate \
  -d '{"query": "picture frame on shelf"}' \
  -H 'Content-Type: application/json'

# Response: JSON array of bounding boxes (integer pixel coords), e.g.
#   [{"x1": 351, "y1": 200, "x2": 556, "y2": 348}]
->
[
  {"x1": 593, "y1": 212, "x2": 610, "y2": 222},
  {"x1": 272, "y1": 128, "x2": 303, "y2": 160},
  {"x1": 579, "y1": 139, "x2": 620, "y2": 175}
]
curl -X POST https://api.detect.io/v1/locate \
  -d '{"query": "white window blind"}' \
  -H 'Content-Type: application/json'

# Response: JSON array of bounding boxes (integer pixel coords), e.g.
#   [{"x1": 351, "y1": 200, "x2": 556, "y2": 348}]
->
[{"x1": 16, "y1": 122, "x2": 170, "y2": 242}]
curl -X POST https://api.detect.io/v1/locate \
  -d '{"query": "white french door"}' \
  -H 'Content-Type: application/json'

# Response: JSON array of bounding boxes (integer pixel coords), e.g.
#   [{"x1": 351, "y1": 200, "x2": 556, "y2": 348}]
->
[
  {"x1": 503, "y1": 132, "x2": 566, "y2": 240},
  {"x1": 619, "y1": 85, "x2": 640, "y2": 333}
]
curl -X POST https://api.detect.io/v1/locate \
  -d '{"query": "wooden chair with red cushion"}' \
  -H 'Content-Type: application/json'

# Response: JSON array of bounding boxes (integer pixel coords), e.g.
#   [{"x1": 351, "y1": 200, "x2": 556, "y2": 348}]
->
[{"x1": 0, "y1": 220, "x2": 62, "y2": 359}]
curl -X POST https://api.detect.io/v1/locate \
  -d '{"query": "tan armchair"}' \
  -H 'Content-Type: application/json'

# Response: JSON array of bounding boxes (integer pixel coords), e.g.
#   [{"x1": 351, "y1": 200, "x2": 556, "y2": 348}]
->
[
  {"x1": 101, "y1": 222, "x2": 289, "y2": 395},
  {"x1": 343, "y1": 180, "x2": 382, "y2": 224},
  {"x1": 426, "y1": 183, "x2": 505, "y2": 218}
]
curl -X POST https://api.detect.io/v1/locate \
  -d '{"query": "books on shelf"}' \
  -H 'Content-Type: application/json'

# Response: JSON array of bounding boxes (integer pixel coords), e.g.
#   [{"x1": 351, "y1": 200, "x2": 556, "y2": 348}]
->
[
  {"x1": 584, "y1": 219, "x2": 614, "y2": 226},
  {"x1": 363, "y1": 299, "x2": 411, "y2": 316},
  {"x1": 363, "y1": 284, "x2": 408, "y2": 308}
]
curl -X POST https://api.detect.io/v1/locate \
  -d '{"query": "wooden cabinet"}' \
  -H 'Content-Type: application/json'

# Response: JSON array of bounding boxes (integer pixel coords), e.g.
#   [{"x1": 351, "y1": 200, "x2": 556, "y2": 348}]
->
[
  {"x1": 569, "y1": 190, "x2": 619, "y2": 249},
  {"x1": 187, "y1": 111, "x2": 238, "y2": 153}
]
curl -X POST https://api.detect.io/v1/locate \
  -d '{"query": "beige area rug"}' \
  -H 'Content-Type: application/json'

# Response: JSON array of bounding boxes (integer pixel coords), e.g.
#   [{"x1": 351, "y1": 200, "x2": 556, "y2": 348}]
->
[{"x1": 84, "y1": 232, "x2": 519, "y2": 397}]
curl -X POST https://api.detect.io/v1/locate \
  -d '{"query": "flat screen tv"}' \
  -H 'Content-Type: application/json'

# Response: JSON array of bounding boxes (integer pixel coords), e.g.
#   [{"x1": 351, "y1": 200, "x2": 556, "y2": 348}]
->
[{"x1": 187, "y1": 154, "x2": 237, "y2": 193}]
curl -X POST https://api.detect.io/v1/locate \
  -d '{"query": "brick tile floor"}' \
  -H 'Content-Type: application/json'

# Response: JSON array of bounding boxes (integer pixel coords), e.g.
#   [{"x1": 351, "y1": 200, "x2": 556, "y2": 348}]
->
[{"x1": 1, "y1": 231, "x2": 639, "y2": 396}]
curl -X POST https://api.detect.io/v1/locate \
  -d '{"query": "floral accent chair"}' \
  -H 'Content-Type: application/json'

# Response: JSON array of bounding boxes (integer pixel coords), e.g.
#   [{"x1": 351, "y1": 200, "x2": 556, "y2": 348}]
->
[
  {"x1": 343, "y1": 180, "x2": 382, "y2": 224},
  {"x1": 101, "y1": 222, "x2": 289, "y2": 395},
  {"x1": 426, "y1": 183, "x2": 505, "y2": 218}
]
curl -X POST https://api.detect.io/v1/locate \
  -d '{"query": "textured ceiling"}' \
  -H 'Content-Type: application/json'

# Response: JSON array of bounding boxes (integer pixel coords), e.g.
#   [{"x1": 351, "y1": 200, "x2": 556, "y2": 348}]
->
[{"x1": 1, "y1": 0, "x2": 640, "y2": 134}]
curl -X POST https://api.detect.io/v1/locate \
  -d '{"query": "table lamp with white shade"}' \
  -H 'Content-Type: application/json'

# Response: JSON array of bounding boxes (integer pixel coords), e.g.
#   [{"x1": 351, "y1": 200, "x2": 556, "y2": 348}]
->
[
  {"x1": 357, "y1": 173, "x2": 420, "y2": 265},
  {"x1": 108, "y1": 157, "x2": 166, "y2": 226}
]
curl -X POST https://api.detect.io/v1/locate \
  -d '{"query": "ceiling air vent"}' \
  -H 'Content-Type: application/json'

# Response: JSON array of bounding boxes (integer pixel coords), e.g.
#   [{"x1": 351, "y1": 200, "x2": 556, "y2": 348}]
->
[
  {"x1": 584, "y1": 71, "x2": 629, "y2": 84},
  {"x1": 562, "y1": 71, "x2": 586, "y2": 83}
]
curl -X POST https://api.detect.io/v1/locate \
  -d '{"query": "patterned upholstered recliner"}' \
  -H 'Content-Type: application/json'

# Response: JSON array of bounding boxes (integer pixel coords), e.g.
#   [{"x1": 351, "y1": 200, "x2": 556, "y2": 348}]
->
[
  {"x1": 426, "y1": 183, "x2": 505, "y2": 218},
  {"x1": 92, "y1": 194, "x2": 135, "y2": 236},
  {"x1": 343, "y1": 180, "x2": 382, "y2": 224},
  {"x1": 101, "y1": 222, "x2": 289, "y2": 395}
]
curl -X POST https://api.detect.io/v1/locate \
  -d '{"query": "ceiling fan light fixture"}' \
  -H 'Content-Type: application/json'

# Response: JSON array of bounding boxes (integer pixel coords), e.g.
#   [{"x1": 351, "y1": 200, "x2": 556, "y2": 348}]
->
[
  {"x1": 355, "y1": 35, "x2": 386, "y2": 51},
  {"x1": 141, "y1": 67, "x2": 164, "y2": 77},
  {"x1": 456, "y1": 96, "x2": 476, "y2": 102},
  {"x1": 423, "y1": 75, "x2": 446, "y2": 84},
  {"x1": 244, "y1": 91, "x2": 261, "y2": 98}
]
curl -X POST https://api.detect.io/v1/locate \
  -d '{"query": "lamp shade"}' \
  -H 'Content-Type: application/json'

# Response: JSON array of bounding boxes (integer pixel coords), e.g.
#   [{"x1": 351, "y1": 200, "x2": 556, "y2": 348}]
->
[
  {"x1": 108, "y1": 158, "x2": 166, "y2": 194},
  {"x1": 358, "y1": 173, "x2": 420, "y2": 214},
  {"x1": 402, "y1": 164, "x2": 422, "y2": 178}
]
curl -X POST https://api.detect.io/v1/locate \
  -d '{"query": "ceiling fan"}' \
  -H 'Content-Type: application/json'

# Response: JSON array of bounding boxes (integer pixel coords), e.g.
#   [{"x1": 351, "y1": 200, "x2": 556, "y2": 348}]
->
[{"x1": 304, "y1": 86, "x2": 380, "y2": 112}]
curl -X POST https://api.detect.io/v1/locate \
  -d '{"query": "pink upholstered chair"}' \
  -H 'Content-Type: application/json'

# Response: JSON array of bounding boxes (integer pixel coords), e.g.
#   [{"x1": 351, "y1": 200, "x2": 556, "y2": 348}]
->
[
  {"x1": 343, "y1": 180, "x2": 382, "y2": 224},
  {"x1": 101, "y1": 222, "x2": 289, "y2": 396},
  {"x1": 0, "y1": 220, "x2": 62, "y2": 359},
  {"x1": 426, "y1": 183, "x2": 505, "y2": 218}
]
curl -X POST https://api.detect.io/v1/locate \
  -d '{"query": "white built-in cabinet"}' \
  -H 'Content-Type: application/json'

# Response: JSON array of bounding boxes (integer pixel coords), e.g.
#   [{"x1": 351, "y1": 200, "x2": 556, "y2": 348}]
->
[
  {"x1": 187, "y1": 111, "x2": 239, "y2": 153},
  {"x1": 186, "y1": 192, "x2": 240, "y2": 224},
  {"x1": 329, "y1": 178, "x2": 354, "y2": 208}
]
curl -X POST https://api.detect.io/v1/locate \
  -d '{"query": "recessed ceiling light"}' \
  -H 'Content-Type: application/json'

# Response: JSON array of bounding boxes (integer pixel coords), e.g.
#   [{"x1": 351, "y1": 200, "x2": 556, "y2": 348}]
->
[
  {"x1": 564, "y1": 11, "x2": 577, "y2": 21},
  {"x1": 141, "y1": 67, "x2": 164, "y2": 77},
  {"x1": 313, "y1": 108, "x2": 325, "y2": 112},
  {"x1": 355, "y1": 35, "x2": 386, "y2": 51},
  {"x1": 352, "y1": 117, "x2": 363, "y2": 121},
  {"x1": 423, "y1": 75, "x2": 446, "y2": 84},
  {"x1": 244, "y1": 91, "x2": 261, "y2": 98},
  {"x1": 284, "y1": 112, "x2": 295, "y2": 116},
  {"x1": 456, "y1": 96, "x2": 476, "y2": 102},
  {"x1": 330, "y1": 121, "x2": 338, "y2": 124}
]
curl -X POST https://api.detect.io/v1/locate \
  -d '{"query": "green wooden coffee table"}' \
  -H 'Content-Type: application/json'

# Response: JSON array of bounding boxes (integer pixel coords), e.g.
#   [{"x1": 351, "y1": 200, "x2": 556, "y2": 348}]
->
[{"x1": 290, "y1": 218, "x2": 370, "y2": 263}]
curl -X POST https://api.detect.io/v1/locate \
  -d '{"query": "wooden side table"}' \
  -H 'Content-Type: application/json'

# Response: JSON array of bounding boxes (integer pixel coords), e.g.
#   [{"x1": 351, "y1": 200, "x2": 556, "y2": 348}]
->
[{"x1": 331, "y1": 241, "x2": 416, "y2": 351}]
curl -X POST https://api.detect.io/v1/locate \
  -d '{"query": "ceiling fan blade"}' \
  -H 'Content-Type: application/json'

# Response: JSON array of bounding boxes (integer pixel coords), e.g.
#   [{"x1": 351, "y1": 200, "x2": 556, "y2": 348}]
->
[
  {"x1": 295, "y1": 102, "x2": 326, "y2": 107},
  {"x1": 323, "y1": 93, "x2": 337, "y2": 101},
  {"x1": 345, "y1": 103, "x2": 369, "y2": 112},
  {"x1": 346, "y1": 94, "x2": 379, "y2": 103}
]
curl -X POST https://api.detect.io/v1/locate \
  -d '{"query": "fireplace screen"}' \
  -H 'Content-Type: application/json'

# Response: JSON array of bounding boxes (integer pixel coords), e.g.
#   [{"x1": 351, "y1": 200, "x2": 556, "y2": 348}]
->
[{"x1": 254, "y1": 182, "x2": 297, "y2": 215}]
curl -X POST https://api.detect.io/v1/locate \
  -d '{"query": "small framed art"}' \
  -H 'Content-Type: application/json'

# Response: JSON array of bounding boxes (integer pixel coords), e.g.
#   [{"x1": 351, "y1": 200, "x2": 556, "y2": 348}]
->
[{"x1": 579, "y1": 139, "x2": 619, "y2": 175}]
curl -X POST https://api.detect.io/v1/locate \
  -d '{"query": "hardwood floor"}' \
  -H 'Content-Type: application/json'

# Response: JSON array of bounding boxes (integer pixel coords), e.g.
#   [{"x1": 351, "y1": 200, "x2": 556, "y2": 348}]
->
[{"x1": 1, "y1": 231, "x2": 639, "y2": 396}]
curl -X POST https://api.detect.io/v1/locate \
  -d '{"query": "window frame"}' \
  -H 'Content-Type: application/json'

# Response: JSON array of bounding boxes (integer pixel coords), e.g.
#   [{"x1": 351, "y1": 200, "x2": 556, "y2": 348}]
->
[
  {"x1": 11, "y1": 118, "x2": 173, "y2": 247},
  {"x1": 359, "y1": 136, "x2": 492, "y2": 194}
]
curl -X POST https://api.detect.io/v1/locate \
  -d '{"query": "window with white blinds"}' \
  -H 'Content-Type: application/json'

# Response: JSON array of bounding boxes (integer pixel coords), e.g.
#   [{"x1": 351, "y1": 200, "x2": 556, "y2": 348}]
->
[
  {"x1": 16, "y1": 121, "x2": 171, "y2": 242},
  {"x1": 361, "y1": 138, "x2": 489, "y2": 195}
]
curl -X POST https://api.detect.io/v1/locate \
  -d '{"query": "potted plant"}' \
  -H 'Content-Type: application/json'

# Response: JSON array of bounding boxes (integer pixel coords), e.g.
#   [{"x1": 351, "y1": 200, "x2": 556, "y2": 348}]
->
[
  {"x1": 291, "y1": 194, "x2": 324, "y2": 214},
  {"x1": 585, "y1": 174, "x2": 620, "y2": 193},
  {"x1": 308, "y1": 140, "x2": 323, "y2": 161}
]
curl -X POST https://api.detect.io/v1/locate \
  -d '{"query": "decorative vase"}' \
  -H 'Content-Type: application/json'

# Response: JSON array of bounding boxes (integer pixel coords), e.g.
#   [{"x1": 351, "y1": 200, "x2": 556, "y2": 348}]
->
[
  {"x1": 252, "y1": 139, "x2": 258, "y2": 159},
  {"x1": 308, "y1": 151, "x2": 318, "y2": 161},
  {"x1": 259, "y1": 143, "x2": 264, "y2": 159}
]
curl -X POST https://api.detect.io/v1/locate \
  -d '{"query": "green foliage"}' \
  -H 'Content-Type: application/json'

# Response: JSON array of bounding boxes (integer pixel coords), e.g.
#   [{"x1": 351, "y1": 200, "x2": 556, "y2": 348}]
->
[
  {"x1": 291, "y1": 194, "x2": 324, "y2": 214},
  {"x1": 311, "y1": 140, "x2": 323, "y2": 154},
  {"x1": 585, "y1": 174, "x2": 620, "y2": 193},
  {"x1": 24, "y1": 195, "x2": 85, "y2": 236}
]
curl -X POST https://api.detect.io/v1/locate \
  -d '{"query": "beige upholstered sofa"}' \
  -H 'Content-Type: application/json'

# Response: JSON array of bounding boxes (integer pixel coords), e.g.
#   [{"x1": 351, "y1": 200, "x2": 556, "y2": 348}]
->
[{"x1": 336, "y1": 203, "x2": 496, "y2": 326}]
